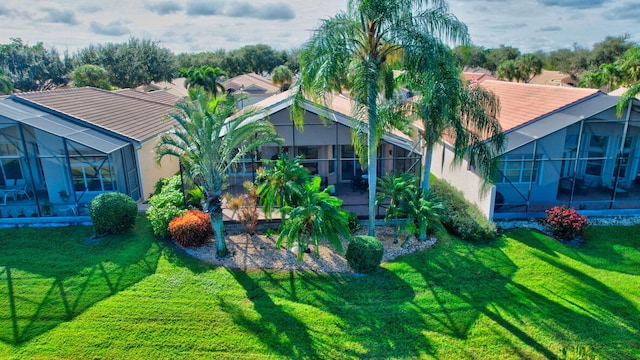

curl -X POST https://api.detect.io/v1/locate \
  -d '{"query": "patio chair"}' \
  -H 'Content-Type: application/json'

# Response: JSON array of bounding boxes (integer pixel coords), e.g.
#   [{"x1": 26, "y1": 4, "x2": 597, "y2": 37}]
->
[
  {"x1": 12, "y1": 180, "x2": 31, "y2": 200},
  {"x1": 0, "y1": 190, "x2": 9, "y2": 205}
]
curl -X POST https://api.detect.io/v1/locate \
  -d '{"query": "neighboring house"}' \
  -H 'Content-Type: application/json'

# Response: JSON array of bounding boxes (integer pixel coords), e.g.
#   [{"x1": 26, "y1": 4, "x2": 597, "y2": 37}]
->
[
  {"x1": 227, "y1": 89, "x2": 422, "y2": 212},
  {"x1": 463, "y1": 72, "x2": 496, "y2": 83},
  {"x1": 528, "y1": 69, "x2": 576, "y2": 87},
  {"x1": 222, "y1": 73, "x2": 281, "y2": 107},
  {"x1": 431, "y1": 80, "x2": 640, "y2": 219},
  {"x1": 0, "y1": 87, "x2": 180, "y2": 217}
]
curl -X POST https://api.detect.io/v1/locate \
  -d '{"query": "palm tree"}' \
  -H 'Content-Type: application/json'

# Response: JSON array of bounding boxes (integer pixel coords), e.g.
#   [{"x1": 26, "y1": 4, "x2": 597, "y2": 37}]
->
[
  {"x1": 616, "y1": 46, "x2": 640, "y2": 116},
  {"x1": 156, "y1": 87, "x2": 282, "y2": 256},
  {"x1": 271, "y1": 65, "x2": 293, "y2": 91},
  {"x1": 295, "y1": 0, "x2": 469, "y2": 236},
  {"x1": 407, "y1": 47, "x2": 505, "y2": 195},
  {"x1": 278, "y1": 176, "x2": 351, "y2": 260},
  {"x1": 178, "y1": 66, "x2": 227, "y2": 96},
  {"x1": 256, "y1": 154, "x2": 310, "y2": 218}
]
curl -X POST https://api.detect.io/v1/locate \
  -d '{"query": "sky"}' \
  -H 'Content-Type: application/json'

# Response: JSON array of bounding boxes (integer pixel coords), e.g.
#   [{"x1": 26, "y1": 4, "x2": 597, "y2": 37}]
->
[{"x1": 0, "y1": 0, "x2": 638, "y2": 55}]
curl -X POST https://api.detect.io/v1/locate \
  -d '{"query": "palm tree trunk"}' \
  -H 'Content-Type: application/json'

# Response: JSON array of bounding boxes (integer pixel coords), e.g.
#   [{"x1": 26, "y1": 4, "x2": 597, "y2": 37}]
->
[
  {"x1": 421, "y1": 146, "x2": 434, "y2": 191},
  {"x1": 207, "y1": 194, "x2": 228, "y2": 257},
  {"x1": 418, "y1": 146, "x2": 434, "y2": 242},
  {"x1": 367, "y1": 80, "x2": 378, "y2": 237}
]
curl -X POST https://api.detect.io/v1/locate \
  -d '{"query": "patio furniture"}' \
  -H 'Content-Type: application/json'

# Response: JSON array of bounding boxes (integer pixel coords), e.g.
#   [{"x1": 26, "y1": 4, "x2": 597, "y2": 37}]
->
[
  {"x1": 11, "y1": 180, "x2": 32, "y2": 200},
  {"x1": 0, "y1": 190, "x2": 9, "y2": 205}
]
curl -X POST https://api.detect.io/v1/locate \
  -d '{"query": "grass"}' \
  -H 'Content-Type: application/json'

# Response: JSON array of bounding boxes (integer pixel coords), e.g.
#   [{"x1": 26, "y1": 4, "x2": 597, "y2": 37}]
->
[{"x1": 0, "y1": 216, "x2": 639, "y2": 359}]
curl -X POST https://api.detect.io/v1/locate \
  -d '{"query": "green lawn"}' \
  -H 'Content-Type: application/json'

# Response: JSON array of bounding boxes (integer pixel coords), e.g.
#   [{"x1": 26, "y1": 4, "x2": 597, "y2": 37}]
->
[{"x1": 0, "y1": 217, "x2": 639, "y2": 359}]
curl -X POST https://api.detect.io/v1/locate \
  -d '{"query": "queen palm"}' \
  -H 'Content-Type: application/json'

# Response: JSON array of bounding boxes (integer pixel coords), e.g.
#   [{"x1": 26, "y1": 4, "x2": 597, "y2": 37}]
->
[
  {"x1": 156, "y1": 87, "x2": 281, "y2": 256},
  {"x1": 296, "y1": 0, "x2": 469, "y2": 236},
  {"x1": 407, "y1": 46, "x2": 505, "y2": 192}
]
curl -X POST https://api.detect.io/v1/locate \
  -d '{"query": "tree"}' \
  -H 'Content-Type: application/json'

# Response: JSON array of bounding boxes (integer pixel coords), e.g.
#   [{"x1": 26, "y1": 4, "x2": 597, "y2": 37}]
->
[
  {"x1": 452, "y1": 44, "x2": 487, "y2": 69},
  {"x1": 156, "y1": 88, "x2": 281, "y2": 256},
  {"x1": 614, "y1": 46, "x2": 640, "y2": 115},
  {"x1": 278, "y1": 176, "x2": 351, "y2": 260},
  {"x1": 256, "y1": 154, "x2": 310, "y2": 218},
  {"x1": 484, "y1": 45, "x2": 520, "y2": 72},
  {"x1": 0, "y1": 38, "x2": 70, "y2": 91},
  {"x1": 406, "y1": 45, "x2": 504, "y2": 209},
  {"x1": 223, "y1": 44, "x2": 287, "y2": 76},
  {"x1": 178, "y1": 66, "x2": 226, "y2": 96},
  {"x1": 496, "y1": 54, "x2": 542, "y2": 83},
  {"x1": 271, "y1": 65, "x2": 293, "y2": 91},
  {"x1": 74, "y1": 37, "x2": 176, "y2": 88},
  {"x1": 296, "y1": 0, "x2": 468, "y2": 236},
  {"x1": 0, "y1": 70, "x2": 12, "y2": 94},
  {"x1": 587, "y1": 34, "x2": 634, "y2": 70},
  {"x1": 71, "y1": 64, "x2": 111, "y2": 89}
]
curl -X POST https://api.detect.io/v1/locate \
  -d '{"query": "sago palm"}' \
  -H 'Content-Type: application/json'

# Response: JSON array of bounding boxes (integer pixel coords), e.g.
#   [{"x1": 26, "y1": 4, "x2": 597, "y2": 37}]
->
[
  {"x1": 156, "y1": 87, "x2": 281, "y2": 256},
  {"x1": 256, "y1": 154, "x2": 310, "y2": 219},
  {"x1": 296, "y1": 0, "x2": 469, "y2": 236}
]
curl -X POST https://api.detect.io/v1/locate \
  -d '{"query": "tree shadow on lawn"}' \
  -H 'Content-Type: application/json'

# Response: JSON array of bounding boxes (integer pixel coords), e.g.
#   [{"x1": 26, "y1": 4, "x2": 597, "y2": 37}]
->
[
  {"x1": 223, "y1": 266, "x2": 435, "y2": 359},
  {"x1": 401, "y1": 234, "x2": 640, "y2": 359},
  {"x1": 0, "y1": 221, "x2": 162, "y2": 345},
  {"x1": 509, "y1": 226, "x2": 640, "y2": 276}
]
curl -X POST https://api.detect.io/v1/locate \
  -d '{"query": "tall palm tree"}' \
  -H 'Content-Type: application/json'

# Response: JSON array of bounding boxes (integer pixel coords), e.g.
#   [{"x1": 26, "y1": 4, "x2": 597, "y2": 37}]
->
[
  {"x1": 295, "y1": 0, "x2": 469, "y2": 236},
  {"x1": 271, "y1": 65, "x2": 293, "y2": 91},
  {"x1": 178, "y1": 66, "x2": 227, "y2": 97},
  {"x1": 406, "y1": 46, "x2": 505, "y2": 194},
  {"x1": 156, "y1": 87, "x2": 282, "y2": 256}
]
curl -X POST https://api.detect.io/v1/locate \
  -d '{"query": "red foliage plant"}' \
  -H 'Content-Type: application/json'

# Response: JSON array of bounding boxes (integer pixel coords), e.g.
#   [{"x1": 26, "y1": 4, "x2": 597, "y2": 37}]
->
[
  {"x1": 168, "y1": 209, "x2": 212, "y2": 247},
  {"x1": 544, "y1": 205, "x2": 589, "y2": 241}
]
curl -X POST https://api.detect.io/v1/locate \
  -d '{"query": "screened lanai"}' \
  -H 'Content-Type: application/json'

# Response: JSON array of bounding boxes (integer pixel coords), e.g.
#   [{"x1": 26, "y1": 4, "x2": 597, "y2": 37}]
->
[
  {"x1": 0, "y1": 98, "x2": 140, "y2": 218},
  {"x1": 493, "y1": 100, "x2": 640, "y2": 217}
]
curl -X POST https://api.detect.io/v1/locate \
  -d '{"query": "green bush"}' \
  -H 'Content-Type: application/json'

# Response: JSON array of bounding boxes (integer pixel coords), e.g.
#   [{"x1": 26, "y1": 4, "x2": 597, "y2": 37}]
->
[
  {"x1": 146, "y1": 176, "x2": 187, "y2": 238},
  {"x1": 345, "y1": 235, "x2": 384, "y2": 273},
  {"x1": 430, "y1": 177, "x2": 497, "y2": 243},
  {"x1": 90, "y1": 192, "x2": 138, "y2": 236},
  {"x1": 347, "y1": 212, "x2": 361, "y2": 233}
]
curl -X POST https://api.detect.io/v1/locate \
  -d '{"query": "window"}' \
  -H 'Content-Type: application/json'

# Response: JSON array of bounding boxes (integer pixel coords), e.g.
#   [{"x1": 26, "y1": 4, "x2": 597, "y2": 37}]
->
[
  {"x1": 497, "y1": 154, "x2": 542, "y2": 184},
  {"x1": 70, "y1": 158, "x2": 115, "y2": 192},
  {"x1": 584, "y1": 135, "x2": 608, "y2": 176}
]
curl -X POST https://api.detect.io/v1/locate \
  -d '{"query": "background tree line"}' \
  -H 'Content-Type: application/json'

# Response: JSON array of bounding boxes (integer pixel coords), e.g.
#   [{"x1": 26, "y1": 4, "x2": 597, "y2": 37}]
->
[{"x1": 0, "y1": 34, "x2": 636, "y2": 95}]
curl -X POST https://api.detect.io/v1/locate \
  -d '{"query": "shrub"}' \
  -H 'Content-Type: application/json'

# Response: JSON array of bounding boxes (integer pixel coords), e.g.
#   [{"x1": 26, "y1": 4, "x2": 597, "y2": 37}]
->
[
  {"x1": 146, "y1": 176, "x2": 187, "y2": 238},
  {"x1": 169, "y1": 210, "x2": 212, "y2": 247},
  {"x1": 90, "y1": 192, "x2": 138, "y2": 236},
  {"x1": 345, "y1": 235, "x2": 384, "y2": 273},
  {"x1": 226, "y1": 181, "x2": 260, "y2": 234},
  {"x1": 430, "y1": 177, "x2": 497, "y2": 243},
  {"x1": 544, "y1": 205, "x2": 589, "y2": 240},
  {"x1": 347, "y1": 211, "x2": 361, "y2": 233}
]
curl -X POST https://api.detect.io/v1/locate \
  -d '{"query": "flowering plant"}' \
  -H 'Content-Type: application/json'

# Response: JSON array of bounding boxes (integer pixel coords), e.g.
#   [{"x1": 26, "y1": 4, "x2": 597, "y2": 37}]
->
[{"x1": 544, "y1": 206, "x2": 589, "y2": 240}]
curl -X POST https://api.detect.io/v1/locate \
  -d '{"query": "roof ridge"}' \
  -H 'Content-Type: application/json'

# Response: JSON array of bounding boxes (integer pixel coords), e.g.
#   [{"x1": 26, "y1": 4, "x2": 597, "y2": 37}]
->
[{"x1": 483, "y1": 80, "x2": 598, "y2": 92}]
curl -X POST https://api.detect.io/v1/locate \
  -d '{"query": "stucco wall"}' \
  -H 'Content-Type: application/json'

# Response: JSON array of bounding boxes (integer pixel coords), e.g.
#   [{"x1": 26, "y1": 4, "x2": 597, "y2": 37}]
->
[
  {"x1": 429, "y1": 142, "x2": 495, "y2": 219},
  {"x1": 137, "y1": 136, "x2": 179, "y2": 201}
]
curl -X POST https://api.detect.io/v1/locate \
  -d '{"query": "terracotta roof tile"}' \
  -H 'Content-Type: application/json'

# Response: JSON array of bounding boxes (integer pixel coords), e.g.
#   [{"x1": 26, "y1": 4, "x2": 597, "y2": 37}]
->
[
  {"x1": 17, "y1": 87, "x2": 178, "y2": 143},
  {"x1": 479, "y1": 80, "x2": 599, "y2": 133}
]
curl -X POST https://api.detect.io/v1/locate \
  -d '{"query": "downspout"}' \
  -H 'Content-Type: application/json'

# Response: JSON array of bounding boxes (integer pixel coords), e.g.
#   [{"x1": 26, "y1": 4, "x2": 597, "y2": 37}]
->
[
  {"x1": 570, "y1": 119, "x2": 586, "y2": 207},
  {"x1": 610, "y1": 101, "x2": 633, "y2": 209}
]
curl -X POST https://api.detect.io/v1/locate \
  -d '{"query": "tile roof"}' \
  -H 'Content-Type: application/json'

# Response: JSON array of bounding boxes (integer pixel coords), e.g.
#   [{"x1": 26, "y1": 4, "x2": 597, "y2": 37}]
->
[
  {"x1": 527, "y1": 69, "x2": 576, "y2": 87},
  {"x1": 114, "y1": 88, "x2": 182, "y2": 105},
  {"x1": 16, "y1": 87, "x2": 179, "y2": 143},
  {"x1": 462, "y1": 72, "x2": 496, "y2": 83},
  {"x1": 479, "y1": 80, "x2": 599, "y2": 133},
  {"x1": 222, "y1": 73, "x2": 280, "y2": 94}
]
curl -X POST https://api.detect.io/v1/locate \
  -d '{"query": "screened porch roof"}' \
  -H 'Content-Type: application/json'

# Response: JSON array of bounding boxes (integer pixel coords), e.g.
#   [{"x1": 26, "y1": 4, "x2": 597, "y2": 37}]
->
[{"x1": 0, "y1": 97, "x2": 129, "y2": 154}]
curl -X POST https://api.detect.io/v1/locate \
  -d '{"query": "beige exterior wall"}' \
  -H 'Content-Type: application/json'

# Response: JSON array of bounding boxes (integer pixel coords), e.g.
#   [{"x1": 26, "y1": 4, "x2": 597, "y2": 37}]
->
[
  {"x1": 137, "y1": 137, "x2": 179, "y2": 201},
  {"x1": 429, "y1": 142, "x2": 496, "y2": 219}
]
